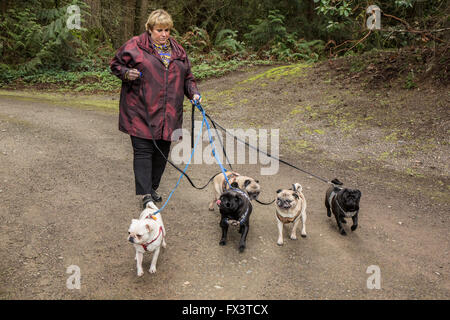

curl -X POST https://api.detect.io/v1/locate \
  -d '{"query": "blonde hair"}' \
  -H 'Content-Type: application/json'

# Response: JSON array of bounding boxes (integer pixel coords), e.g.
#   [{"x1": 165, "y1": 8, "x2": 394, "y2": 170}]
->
[{"x1": 145, "y1": 9, "x2": 173, "y2": 32}]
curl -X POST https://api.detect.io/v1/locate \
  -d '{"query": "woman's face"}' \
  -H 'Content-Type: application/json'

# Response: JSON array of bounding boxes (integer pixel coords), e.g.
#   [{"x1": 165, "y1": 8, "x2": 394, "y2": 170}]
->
[{"x1": 151, "y1": 25, "x2": 170, "y2": 45}]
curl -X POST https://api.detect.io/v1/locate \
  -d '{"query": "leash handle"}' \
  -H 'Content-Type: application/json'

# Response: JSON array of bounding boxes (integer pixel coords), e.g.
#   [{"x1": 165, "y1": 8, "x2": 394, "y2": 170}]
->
[{"x1": 190, "y1": 95, "x2": 203, "y2": 111}]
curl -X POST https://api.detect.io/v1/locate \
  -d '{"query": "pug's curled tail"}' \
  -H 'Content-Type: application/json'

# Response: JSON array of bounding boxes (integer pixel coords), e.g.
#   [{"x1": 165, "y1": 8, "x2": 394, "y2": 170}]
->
[
  {"x1": 292, "y1": 183, "x2": 302, "y2": 193},
  {"x1": 331, "y1": 178, "x2": 343, "y2": 186},
  {"x1": 146, "y1": 201, "x2": 159, "y2": 211}
]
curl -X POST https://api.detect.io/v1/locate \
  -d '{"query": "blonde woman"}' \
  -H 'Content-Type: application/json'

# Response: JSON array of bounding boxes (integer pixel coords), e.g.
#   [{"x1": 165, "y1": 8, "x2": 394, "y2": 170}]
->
[{"x1": 110, "y1": 9, "x2": 201, "y2": 207}]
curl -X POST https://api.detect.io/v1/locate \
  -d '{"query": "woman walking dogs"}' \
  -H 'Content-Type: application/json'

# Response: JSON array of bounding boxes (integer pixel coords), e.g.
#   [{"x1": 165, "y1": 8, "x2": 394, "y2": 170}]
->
[{"x1": 110, "y1": 9, "x2": 201, "y2": 208}]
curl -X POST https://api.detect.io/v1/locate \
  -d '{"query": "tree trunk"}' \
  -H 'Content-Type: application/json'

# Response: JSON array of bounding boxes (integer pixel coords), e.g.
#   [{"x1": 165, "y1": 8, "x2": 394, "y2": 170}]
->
[
  {"x1": 135, "y1": 0, "x2": 149, "y2": 34},
  {"x1": 85, "y1": 0, "x2": 102, "y2": 28},
  {"x1": 307, "y1": 0, "x2": 316, "y2": 21},
  {"x1": 1, "y1": 0, "x2": 8, "y2": 14},
  {"x1": 121, "y1": 0, "x2": 137, "y2": 43}
]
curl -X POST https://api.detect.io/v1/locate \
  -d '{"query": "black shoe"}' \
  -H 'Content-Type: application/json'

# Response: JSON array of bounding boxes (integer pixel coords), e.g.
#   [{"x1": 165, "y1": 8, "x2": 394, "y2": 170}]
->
[
  {"x1": 151, "y1": 189, "x2": 162, "y2": 202},
  {"x1": 142, "y1": 194, "x2": 153, "y2": 209},
  {"x1": 142, "y1": 195, "x2": 154, "y2": 209}
]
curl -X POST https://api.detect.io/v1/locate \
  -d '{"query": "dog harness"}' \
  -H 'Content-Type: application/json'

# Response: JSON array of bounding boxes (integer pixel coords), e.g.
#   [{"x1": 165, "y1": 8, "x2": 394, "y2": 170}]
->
[
  {"x1": 329, "y1": 190, "x2": 357, "y2": 218},
  {"x1": 141, "y1": 226, "x2": 164, "y2": 251},
  {"x1": 276, "y1": 192, "x2": 304, "y2": 224},
  {"x1": 231, "y1": 188, "x2": 251, "y2": 226},
  {"x1": 276, "y1": 211, "x2": 301, "y2": 224},
  {"x1": 222, "y1": 172, "x2": 240, "y2": 191}
]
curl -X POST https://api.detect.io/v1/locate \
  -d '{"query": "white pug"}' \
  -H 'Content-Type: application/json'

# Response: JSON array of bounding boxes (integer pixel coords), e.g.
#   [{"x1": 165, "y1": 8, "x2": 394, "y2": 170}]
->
[{"x1": 127, "y1": 201, "x2": 166, "y2": 276}]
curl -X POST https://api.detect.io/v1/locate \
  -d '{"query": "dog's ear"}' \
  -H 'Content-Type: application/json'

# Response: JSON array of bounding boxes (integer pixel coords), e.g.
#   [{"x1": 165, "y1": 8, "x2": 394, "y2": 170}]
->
[
  {"x1": 244, "y1": 179, "x2": 251, "y2": 188},
  {"x1": 292, "y1": 193, "x2": 299, "y2": 199},
  {"x1": 276, "y1": 189, "x2": 282, "y2": 194},
  {"x1": 145, "y1": 224, "x2": 151, "y2": 232},
  {"x1": 231, "y1": 182, "x2": 239, "y2": 188},
  {"x1": 355, "y1": 190, "x2": 362, "y2": 198}
]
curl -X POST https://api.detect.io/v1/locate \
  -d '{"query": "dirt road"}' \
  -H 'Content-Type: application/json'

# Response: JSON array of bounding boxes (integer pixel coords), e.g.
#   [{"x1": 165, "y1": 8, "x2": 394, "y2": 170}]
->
[{"x1": 0, "y1": 65, "x2": 449, "y2": 299}]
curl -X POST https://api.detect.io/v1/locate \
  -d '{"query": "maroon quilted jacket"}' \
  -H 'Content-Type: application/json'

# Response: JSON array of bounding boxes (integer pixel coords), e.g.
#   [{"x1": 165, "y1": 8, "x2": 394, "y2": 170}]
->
[{"x1": 110, "y1": 32, "x2": 200, "y2": 141}]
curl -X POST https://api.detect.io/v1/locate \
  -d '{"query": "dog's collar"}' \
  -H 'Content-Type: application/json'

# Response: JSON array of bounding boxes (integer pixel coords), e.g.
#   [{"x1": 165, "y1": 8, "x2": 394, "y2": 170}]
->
[
  {"x1": 335, "y1": 199, "x2": 357, "y2": 216},
  {"x1": 141, "y1": 226, "x2": 164, "y2": 251},
  {"x1": 232, "y1": 188, "x2": 251, "y2": 202},
  {"x1": 330, "y1": 192, "x2": 357, "y2": 217},
  {"x1": 223, "y1": 172, "x2": 239, "y2": 190},
  {"x1": 144, "y1": 213, "x2": 158, "y2": 221},
  {"x1": 221, "y1": 188, "x2": 251, "y2": 226}
]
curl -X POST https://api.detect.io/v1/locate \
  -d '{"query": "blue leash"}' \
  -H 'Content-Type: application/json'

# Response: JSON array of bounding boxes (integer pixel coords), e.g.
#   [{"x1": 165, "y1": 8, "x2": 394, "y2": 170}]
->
[
  {"x1": 153, "y1": 98, "x2": 232, "y2": 214},
  {"x1": 192, "y1": 98, "x2": 232, "y2": 189},
  {"x1": 152, "y1": 115, "x2": 205, "y2": 215}
]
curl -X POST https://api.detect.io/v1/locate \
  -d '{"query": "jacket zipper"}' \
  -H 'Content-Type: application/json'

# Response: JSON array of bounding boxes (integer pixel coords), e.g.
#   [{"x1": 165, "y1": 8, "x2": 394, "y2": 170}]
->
[
  {"x1": 162, "y1": 66, "x2": 168, "y2": 139},
  {"x1": 137, "y1": 41, "x2": 177, "y2": 140}
]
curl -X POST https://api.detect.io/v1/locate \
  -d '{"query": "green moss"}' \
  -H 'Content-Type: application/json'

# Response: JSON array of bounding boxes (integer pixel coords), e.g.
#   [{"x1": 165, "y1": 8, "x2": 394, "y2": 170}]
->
[
  {"x1": 290, "y1": 105, "x2": 311, "y2": 115},
  {"x1": 241, "y1": 63, "x2": 311, "y2": 83},
  {"x1": 327, "y1": 98, "x2": 339, "y2": 105},
  {"x1": 0, "y1": 113, "x2": 33, "y2": 127},
  {"x1": 0, "y1": 90, "x2": 119, "y2": 112},
  {"x1": 314, "y1": 129, "x2": 325, "y2": 135},
  {"x1": 405, "y1": 167, "x2": 424, "y2": 178},
  {"x1": 384, "y1": 132, "x2": 398, "y2": 142}
]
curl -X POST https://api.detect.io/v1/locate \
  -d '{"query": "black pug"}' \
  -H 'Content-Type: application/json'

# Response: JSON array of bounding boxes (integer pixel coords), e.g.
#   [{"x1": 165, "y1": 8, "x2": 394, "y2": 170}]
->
[
  {"x1": 325, "y1": 178, "x2": 361, "y2": 235},
  {"x1": 217, "y1": 182, "x2": 252, "y2": 252}
]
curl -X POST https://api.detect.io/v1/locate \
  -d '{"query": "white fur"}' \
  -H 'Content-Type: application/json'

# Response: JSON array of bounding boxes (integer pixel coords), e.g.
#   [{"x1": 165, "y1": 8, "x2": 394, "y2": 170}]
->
[{"x1": 128, "y1": 201, "x2": 166, "y2": 276}]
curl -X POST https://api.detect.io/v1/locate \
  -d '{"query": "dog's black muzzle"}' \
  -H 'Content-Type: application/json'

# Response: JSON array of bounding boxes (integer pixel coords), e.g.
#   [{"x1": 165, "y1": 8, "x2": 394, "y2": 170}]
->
[
  {"x1": 248, "y1": 191, "x2": 260, "y2": 200},
  {"x1": 276, "y1": 199, "x2": 291, "y2": 209}
]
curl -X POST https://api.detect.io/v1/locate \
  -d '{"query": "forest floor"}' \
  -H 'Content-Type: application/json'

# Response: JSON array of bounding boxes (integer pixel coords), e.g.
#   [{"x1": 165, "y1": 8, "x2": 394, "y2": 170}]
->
[{"x1": 0, "y1": 52, "x2": 449, "y2": 299}]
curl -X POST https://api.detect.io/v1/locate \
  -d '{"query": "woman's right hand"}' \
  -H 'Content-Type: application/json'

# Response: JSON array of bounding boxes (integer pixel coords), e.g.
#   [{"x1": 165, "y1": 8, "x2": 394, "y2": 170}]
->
[{"x1": 126, "y1": 68, "x2": 141, "y2": 81}]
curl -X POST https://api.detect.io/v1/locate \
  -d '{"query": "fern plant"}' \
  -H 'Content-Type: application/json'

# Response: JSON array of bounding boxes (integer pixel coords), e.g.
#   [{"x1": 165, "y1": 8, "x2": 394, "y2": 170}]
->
[
  {"x1": 214, "y1": 29, "x2": 244, "y2": 55},
  {"x1": 0, "y1": 0, "x2": 97, "y2": 77},
  {"x1": 244, "y1": 10, "x2": 288, "y2": 50}
]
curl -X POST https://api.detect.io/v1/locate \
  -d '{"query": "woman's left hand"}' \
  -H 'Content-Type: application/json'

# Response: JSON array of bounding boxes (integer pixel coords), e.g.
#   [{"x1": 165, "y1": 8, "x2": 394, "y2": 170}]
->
[{"x1": 193, "y1": 94, "x2": 202, "y2": 103}]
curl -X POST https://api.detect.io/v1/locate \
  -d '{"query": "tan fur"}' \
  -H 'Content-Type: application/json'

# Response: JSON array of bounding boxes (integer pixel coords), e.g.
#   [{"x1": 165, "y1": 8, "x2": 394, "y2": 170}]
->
[
  {"x1": 275, "y1": 183, "x2": 307, "y2": 246},
  {"x1": 208, "y1": 171, "x2": 260, "y2": 211}
]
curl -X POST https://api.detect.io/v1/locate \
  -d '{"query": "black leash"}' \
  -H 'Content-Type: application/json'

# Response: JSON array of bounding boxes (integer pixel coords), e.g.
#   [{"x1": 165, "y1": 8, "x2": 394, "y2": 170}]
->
[
  {"x1": 255, "y1": 198, "x2": 275, "y2": 205},
  {"x1": 142, "y1": 77, "x2": 330, "y2": 202},
  {"x1": 151, "y1": 137, "x2": 222, "y2": 190},
  {"x1": 203, "y1": 110, "x2": 332, "y2": 185}
]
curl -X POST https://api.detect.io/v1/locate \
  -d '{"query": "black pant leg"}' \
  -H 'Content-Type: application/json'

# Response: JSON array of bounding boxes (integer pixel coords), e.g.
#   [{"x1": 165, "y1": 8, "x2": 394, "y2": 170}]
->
[
  {"x1": 151, "y1": 140, "x2": 171, "y2": 191},
  {"x1": 130, "y1": 135, "x2": 154, "y2": 195}
]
